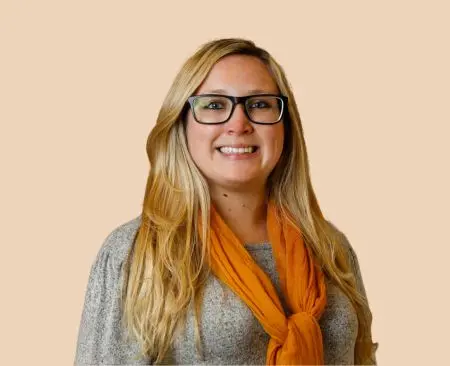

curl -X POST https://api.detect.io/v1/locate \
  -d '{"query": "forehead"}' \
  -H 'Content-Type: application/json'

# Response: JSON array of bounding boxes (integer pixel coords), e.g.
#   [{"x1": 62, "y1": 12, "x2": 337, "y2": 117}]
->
[{"x1": 196, "y1": 54, "x2": 279, "y2": 95}]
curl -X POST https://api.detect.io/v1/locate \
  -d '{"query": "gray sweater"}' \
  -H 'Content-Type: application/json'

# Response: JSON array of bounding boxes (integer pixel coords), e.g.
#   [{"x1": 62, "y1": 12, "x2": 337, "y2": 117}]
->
[{"x1": 74, "y1": 215, "x2": 376, "y2": 365}]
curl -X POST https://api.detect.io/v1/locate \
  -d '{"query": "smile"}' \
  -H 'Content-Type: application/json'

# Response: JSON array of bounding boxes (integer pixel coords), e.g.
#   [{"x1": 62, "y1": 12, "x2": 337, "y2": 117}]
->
[
  {"x1": 215, "y1": 146, "x2": 260, "y2": 161},
  {"x1": 217, "y1": 146, "x2": 258, "y2": 154}
]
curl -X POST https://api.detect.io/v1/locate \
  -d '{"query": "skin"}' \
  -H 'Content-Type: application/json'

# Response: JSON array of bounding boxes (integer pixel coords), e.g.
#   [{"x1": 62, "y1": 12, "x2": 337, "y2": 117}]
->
[{"x1": 185, "y1": 54, "x2": 285, "y2": 244}]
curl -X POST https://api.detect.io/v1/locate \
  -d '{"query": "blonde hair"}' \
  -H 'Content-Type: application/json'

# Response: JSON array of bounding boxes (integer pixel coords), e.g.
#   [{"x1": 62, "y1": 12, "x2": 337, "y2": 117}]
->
[{"x1": 120, "y1": 38, "x2": 377, "y2": 364}]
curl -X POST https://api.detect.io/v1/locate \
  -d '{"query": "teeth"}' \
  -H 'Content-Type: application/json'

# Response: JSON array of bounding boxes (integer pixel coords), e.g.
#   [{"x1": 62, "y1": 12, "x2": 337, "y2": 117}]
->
[{"x1": 219, "y1": 146, "x2": 256, "y2": 154}]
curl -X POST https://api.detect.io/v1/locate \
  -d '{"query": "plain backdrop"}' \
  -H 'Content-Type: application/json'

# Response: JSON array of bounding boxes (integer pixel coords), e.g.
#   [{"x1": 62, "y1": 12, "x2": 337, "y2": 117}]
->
[{"x1": 1, "y1": 1, "x2": 449, "y2": 365}]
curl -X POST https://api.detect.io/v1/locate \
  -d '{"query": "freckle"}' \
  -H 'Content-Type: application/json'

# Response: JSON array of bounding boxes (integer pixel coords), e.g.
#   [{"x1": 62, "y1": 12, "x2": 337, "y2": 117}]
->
[
  {"x1": 223, "y1": 194, "x2": 228, "y2": 197},
  {"x1": 228, "y1": 208, "x2": 231, "y2": 212}
]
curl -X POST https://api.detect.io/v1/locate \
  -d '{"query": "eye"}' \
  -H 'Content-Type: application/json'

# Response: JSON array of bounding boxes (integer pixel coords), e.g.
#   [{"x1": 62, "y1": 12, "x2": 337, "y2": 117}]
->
[
  {"x1": 196, "y1": 97, "x2": 228, "y2": 110},
  {"x1": 204, "y1": 101, "x2": 225, "y2": 110},
  {"x1": 248, "y1": 100, "x2": 270, "y2": 109}
]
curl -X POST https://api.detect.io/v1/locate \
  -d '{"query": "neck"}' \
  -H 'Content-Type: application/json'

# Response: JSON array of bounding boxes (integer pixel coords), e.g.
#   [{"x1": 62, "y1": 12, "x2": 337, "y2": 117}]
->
[{"x1": 209, "y1": 183, "x2": 269, "y2": 244}]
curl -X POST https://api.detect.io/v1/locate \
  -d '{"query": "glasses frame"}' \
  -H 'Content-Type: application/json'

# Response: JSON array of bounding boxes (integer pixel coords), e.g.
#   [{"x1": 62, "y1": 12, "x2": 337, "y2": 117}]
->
[{"x1": 186, "y1": 93, "x2": 289, "y2": 125}]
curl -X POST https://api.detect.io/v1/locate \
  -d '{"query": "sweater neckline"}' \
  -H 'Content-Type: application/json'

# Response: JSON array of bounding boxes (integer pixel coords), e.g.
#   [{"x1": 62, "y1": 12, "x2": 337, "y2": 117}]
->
[{"x1": 244, "y1": 242, "x2": 272, "y2": 250}]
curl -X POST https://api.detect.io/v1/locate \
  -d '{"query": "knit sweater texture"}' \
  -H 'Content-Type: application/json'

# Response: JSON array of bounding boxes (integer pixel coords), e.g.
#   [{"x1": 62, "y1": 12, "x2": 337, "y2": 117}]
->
[{"x1": 74, "y1": 215, "x2": 376, "y2": 365}]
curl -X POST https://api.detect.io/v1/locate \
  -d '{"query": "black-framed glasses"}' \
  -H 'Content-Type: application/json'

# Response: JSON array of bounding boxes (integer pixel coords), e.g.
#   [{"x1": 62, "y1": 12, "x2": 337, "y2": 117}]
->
[{"x1": 186, "y1": 94, "x2": 288, "y2": 125}]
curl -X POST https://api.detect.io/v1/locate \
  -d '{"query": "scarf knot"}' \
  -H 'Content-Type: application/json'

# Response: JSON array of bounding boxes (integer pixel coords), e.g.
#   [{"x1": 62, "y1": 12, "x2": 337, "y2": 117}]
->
[
  {"x1": 205, "y1": 201, "x2": 327, "y2": 365},
  {"x1": 266, "y1": 312, "x2": 323, "y2": 364}
]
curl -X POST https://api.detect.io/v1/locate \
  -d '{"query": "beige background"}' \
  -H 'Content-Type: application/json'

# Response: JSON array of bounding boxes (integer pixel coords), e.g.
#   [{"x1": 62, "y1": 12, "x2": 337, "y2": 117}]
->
[{"x1": 1, "y1": 1, "x2": 449, "y2": 365}]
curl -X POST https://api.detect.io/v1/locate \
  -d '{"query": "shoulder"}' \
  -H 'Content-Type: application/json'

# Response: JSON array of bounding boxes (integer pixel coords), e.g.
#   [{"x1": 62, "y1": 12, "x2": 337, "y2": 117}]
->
[
  {"x1": 324, "y1": 220, "x2": 361, "y2": 277},
  {"x1": 82, "y1": 214, "x2": 143, "y2": 303},
  {"x1": 324, "y1": 219, "x2": 368, "y2": 297},
  {"x1": 325, "y1": 220, "x2": 355, "y2": 256},
  {"x1": 93, "y1": 214, "x2": 143, "y2": 270}
]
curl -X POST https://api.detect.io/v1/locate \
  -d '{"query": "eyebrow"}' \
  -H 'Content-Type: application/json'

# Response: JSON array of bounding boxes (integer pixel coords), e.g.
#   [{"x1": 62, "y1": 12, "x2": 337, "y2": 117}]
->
[{"x1": 203, "y1": 88, "x2": 277, "y2": 94}]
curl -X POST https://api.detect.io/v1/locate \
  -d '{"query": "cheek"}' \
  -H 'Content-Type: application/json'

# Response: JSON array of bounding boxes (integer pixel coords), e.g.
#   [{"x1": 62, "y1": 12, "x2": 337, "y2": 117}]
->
[
  {"x1": 265, "y1": 126, "x2": 285, "y2": 161},
  {"x1": 186, "y1": 120, "x2": 217, "y2": 158},
  {"x1": 186, "y1": 121, "x2": 204, "y2": 151},
  {"x1": 186, "y1": 124, "x2": 196, "y2": 153}
]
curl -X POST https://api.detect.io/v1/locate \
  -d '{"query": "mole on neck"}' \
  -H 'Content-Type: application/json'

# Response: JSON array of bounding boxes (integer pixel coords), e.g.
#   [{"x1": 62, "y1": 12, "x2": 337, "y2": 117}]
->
[{"x1": 210, "y1": 186, "x2": 269, "y2": 244}]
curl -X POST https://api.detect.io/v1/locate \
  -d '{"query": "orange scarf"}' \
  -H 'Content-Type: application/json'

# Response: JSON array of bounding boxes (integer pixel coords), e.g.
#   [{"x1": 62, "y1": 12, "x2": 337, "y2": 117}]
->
[{"x1": 203, "y1": 200, "x2": 327, "y2": 365}]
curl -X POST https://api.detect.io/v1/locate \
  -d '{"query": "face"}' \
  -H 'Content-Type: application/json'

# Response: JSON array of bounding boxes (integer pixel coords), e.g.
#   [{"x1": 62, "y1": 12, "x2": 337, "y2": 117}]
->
[{"x1": 185, "y1": 55, "x2": 285, "y2": 191}]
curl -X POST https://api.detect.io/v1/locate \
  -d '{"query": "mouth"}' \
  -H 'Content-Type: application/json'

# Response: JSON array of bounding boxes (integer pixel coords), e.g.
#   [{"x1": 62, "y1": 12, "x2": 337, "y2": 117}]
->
[{"x1": 215, "y1": 146, "x2": 259, "y2": 154}]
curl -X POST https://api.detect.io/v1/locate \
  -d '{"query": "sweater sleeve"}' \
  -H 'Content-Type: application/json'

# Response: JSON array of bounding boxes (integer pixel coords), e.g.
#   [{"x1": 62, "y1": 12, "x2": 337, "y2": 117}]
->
[
  {"x1": 74, "y1": 232, "x2": 150, "y2": 365},
  {"x1": 339, "y1": 231, "x2": 379, "y2": 365}
]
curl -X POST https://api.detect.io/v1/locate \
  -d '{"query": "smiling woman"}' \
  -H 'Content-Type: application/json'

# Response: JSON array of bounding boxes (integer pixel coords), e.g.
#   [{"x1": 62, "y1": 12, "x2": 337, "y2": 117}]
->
[{"x1": 74, "y1": 38, "x2": 378, "y2": 365}]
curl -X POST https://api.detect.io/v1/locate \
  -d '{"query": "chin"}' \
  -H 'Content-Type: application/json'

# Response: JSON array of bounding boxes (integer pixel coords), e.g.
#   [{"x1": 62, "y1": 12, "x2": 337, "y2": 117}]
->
[{"x1": 210, "y1": 175, "x2": 265, "y2": 190}]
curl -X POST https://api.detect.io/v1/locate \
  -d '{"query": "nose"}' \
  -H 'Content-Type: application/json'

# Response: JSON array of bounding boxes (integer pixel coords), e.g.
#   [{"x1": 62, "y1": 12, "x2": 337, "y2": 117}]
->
[{"x1": 225, "y1": 104, "x2": 253, "y2": 135}]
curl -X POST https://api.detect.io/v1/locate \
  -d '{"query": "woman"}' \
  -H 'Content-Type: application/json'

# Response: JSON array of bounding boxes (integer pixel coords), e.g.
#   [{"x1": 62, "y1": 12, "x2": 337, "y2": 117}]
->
[{"x1": 75, "y1": 38, "x2": 378, "y2": 365}]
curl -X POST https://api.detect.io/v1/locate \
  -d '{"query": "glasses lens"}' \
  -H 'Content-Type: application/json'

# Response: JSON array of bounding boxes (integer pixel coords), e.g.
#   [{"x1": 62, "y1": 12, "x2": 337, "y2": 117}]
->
[
  {"x1": 245, "y1": 96, "x2": 283, "y2": 123},
  {"x1": 193, "y1": 96, "x2": 232, "y2": 123}
]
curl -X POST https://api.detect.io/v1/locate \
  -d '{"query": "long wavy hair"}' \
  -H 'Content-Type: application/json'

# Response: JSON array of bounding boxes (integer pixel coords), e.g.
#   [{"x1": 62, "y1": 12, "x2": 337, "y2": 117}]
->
[{"x1": 120, "y1": 38, "x2": 377, "y2": 364}]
